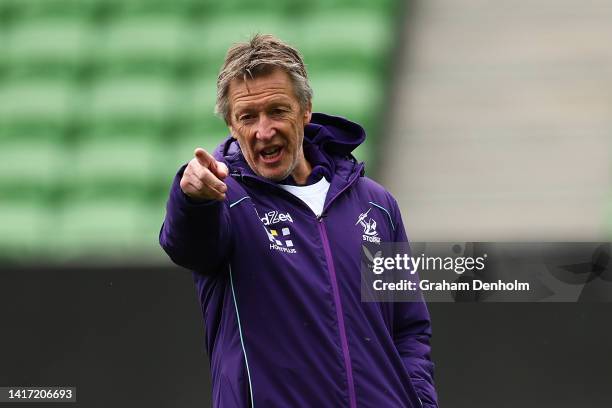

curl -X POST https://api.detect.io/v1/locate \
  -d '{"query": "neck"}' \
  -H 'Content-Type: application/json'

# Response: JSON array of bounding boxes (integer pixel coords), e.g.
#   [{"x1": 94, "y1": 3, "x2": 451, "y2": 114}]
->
[{"x1": 291, "y1": 158, "x2": 312, "y2": 185}]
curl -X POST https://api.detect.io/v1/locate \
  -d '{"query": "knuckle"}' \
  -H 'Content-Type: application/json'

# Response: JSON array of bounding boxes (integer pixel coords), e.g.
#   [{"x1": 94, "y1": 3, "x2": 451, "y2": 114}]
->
[
  {"x1": 186, "y1": 160, "x2": 199, "y2": 175},
  {"x1": 179, "y1": 177, "x2": 190, "y2": 191}
]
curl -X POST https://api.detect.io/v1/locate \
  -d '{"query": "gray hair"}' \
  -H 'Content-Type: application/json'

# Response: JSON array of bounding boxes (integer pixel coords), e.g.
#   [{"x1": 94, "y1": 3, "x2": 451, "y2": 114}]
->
[{"x1": 215, "y1": 34, "x2": 313, "y2": 124}]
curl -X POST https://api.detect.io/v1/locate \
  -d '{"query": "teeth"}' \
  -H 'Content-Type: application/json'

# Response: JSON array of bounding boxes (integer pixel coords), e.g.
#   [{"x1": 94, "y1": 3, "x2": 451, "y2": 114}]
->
[{"x1": 262, "y1": 147, "x2": 280, "y2": 155}]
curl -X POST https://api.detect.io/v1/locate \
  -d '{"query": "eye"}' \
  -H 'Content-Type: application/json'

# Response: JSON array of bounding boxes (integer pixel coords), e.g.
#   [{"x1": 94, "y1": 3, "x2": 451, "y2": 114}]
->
[
  {"x1": 270, "y1": 107, "x2": 287, "y2": 116},
  {"x1": 238, "y1": 113, "x2": 255, "y2": 123}
]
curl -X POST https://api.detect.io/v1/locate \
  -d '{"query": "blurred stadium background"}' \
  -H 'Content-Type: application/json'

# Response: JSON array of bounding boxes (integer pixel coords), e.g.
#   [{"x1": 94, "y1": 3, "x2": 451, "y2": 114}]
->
[
  {"x1": 383, "y1": 0, "x2": 612, "y2": 242},
  {"x1": 0, "y1": 0, "x2": 399, "y2": 264},
  {"x1": 1, "y1": 1, "x2": 612, "y2": 407},
  {"x1": 0, "y1": 0, "x2": 610, "y2": 264}
]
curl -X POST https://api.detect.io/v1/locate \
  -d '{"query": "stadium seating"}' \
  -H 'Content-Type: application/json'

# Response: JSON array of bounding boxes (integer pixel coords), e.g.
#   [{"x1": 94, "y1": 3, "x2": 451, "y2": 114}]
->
[{"x1": 0, "y1": 0, "x2": 400, "y2": 261}]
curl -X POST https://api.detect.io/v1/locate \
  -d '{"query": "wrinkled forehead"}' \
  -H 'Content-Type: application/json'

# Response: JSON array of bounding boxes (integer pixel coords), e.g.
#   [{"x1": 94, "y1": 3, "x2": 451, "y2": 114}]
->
[{"x1": 228, "y1": 67, "x2": 299, "y2": 111}]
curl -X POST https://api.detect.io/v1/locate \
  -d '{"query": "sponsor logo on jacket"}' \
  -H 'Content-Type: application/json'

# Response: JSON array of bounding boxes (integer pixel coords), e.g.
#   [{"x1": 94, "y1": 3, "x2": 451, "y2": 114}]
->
[
  {"x1": 266, "y1": 226, "x2": 297, "y2": 254},
  {"x1": 356, "y1": 208, "x2": 381, "y2": 244},
  {"x1": 260, "y1": 210, "x2": 293, "y2": 226}
]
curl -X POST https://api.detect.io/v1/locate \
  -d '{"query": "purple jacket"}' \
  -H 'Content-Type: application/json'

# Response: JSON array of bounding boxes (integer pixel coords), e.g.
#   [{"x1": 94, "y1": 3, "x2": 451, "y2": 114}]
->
[{"x1": 160, "y1": 113, "x2": 437, "y2": 407}]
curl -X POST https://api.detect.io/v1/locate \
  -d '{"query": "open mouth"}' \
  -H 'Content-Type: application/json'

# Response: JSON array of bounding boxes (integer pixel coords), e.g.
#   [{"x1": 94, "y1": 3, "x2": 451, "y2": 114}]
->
[{"x1": 259, "y1": 146, "x2": 283, "y2": 163}]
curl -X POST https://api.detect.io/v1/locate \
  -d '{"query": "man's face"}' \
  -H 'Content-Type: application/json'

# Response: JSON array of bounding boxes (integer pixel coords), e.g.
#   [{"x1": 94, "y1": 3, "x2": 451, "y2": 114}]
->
[{"x1": 228, "y1": 68, "x2": 312, "y2": 182}]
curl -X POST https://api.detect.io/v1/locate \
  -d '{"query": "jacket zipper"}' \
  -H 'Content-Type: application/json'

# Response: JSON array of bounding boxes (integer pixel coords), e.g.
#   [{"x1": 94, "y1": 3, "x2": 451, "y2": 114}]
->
[
  {"x1": 235, "y1": 166, "x2": 363, "y2": 408},
  {"x1": 317, "y1": 216, "x2": 357, "y2": 408}
]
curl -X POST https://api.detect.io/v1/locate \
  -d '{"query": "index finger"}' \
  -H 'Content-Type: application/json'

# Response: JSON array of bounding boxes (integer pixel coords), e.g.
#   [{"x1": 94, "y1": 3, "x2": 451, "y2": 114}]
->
[{"x1": 194, "y1": 148, "x2": 215, "y2": 169}]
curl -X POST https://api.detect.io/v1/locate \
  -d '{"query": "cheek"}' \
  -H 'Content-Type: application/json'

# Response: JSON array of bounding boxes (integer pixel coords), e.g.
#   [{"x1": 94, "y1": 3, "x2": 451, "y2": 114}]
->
[{"x1": 235, "y1": 129, "x2": 256, "y2": 153}]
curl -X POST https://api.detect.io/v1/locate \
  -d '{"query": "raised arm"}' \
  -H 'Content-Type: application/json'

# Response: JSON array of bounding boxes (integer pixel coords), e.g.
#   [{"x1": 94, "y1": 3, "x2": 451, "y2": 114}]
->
[{"x1": 159, "y1": 148, "x2": 232, "y2": 273}]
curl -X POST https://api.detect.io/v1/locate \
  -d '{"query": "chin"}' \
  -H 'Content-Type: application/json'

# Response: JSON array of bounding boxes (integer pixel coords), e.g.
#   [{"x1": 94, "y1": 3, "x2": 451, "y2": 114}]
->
[
  {"x1": 258, "y1": 166, "x2": 292, "y2": 182},
  {"x1": 255, "y1": 167, "x2": 281, "y2": 180}
]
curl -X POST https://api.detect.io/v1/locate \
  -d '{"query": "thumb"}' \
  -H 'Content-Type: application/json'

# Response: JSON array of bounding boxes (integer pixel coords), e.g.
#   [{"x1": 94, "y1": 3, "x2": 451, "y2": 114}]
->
[{"x1": 213, "y1": 161, "x2": 229, "y2": 180}]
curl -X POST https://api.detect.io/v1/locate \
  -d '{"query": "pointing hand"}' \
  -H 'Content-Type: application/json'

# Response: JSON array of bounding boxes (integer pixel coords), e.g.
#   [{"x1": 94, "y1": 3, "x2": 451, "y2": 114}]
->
[{"x1": 180, "y1": 148, "x2": 229, "y2": 201}]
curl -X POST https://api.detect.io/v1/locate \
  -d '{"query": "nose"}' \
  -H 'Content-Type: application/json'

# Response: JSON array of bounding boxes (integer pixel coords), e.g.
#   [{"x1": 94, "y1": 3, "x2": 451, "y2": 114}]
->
[{"x1": 255, "y1": 113, "x2": 276, "y2": 141}]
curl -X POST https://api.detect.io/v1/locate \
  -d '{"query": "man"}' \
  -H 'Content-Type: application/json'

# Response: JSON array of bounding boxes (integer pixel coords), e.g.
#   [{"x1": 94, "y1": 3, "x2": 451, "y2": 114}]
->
[{"x1": 160, "y1": 34, "x2": 437, "y2": 408}]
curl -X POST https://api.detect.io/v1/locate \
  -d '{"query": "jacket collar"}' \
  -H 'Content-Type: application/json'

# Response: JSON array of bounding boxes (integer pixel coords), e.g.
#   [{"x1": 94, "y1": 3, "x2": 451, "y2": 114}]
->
[{"x1": 215, "y1": 112, "x2": 365, "y2": 182}]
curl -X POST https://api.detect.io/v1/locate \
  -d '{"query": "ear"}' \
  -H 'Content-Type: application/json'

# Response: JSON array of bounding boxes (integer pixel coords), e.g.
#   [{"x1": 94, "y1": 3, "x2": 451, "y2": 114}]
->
[
  {"x1": 303, "y1": 101, "x2": 312, "y2": 124},
  {"x1": 229, "y1": 126, "x2": 237, "y2": 139}
]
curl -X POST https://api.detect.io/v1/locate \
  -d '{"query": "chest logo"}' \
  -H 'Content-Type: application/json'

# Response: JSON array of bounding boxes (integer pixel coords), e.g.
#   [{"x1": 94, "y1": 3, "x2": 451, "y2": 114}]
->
[
  {"x1": 356, "y1": 208, "x2": 381, "y2": 244},
  {"x1": 260, "y1": 210, "x2": 293, "y2": 226},
  {"x1": 266, "y1": 226, "x2": 297, "y2": 254}
]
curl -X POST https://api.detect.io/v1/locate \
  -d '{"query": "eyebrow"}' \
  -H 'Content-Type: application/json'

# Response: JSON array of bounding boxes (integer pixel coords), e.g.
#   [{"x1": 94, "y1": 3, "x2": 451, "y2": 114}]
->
[{"x1": 233, "y1": 98, "x2": 293, "y2": 114}]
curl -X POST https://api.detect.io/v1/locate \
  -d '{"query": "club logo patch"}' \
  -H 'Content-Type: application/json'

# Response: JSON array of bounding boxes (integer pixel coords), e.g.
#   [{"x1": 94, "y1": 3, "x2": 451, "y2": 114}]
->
[{"x1": 356, "y1": 208, "x2": 381, "y2": 244}]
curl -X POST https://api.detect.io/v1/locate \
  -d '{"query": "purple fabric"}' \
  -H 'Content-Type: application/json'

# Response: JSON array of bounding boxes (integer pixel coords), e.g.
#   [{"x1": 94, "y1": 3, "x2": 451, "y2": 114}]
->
[
  {"x1": 318, "y1": 218, "x2": 357, "y2": 408},
  {"x1": 160, "y1": 113, "x2": 438, "y2": 407}
]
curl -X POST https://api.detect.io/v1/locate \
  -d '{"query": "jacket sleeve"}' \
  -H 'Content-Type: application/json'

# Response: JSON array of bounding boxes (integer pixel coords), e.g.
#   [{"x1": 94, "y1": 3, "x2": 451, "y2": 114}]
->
[
  {"x1": 390, "y1": 197, "x2": 438, "y2": 407},
  {"x1": 159, "y1": 165, "x2": 232, "y2": 274}
]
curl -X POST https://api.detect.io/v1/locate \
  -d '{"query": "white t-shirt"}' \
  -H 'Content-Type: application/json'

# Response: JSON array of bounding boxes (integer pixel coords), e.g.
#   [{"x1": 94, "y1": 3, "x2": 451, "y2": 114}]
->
[{"x1": 279, "y1": 177, "x2": 331, "y2": 217}]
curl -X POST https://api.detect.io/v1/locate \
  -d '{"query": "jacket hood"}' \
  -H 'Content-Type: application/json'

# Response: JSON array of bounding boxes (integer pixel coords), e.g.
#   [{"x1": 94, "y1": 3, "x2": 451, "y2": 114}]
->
[{"x1": 213, "y1": 112, "x2": 366, "y2": 164}]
